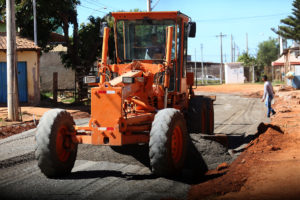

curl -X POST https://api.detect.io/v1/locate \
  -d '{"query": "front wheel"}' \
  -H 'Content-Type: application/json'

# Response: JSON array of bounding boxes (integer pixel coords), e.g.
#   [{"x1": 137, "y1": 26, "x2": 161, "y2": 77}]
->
[
  {"x1": 149, "y1": 108, "x2": 188, "y2": 176},
  {"x1": 35, "y1": 109, "x2": 78, "y2": 177}
]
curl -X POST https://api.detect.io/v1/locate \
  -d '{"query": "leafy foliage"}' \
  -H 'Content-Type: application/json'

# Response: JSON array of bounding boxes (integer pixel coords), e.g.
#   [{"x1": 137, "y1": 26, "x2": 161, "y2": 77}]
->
[
  {"x1": 237, "y1": 53, "x2": 257, "y2": 82},
  {"x1": 237, "y1": 53, "x2": 257, "y2": 68},
  {"x1": 256, "y1": 38, "x2": 279, "y2": 68},
  {"x1": 272, "y1": 0, "x2": 300, "y2": 42},
  {"x1": 0, "y1": 0, "x2": 80, "y2": 51},
  {"x1": 61, "y1": 16, "x2": 103, "y2": 70},
  {"x1": 237, "y1": 38, "x2": 279, "y2": 81},
  {"x1": 1, "y1": 0, "x2": 105, "y2": 100}
]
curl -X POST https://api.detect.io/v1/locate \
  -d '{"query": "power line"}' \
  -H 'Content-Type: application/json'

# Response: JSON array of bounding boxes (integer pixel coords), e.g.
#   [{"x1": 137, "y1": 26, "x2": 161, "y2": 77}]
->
[
  {"x1": 82, "y1": 0, "x2": 108, "y2": 10},
  {"x1": 83, "y1": 0, "x2": 119, "y2": 11},
  {"x1": 152, "y1": 0, "x2": 160, "y2": 10},
  {"x1": 83, "y1": 0, "x2": 100, "y2": 7},
  {"x1": 195, "y1": 12, "x2": 290, "y2": 22},
  {"x1": 78, "y1": 4, "x2": 108, "y2": 14}
]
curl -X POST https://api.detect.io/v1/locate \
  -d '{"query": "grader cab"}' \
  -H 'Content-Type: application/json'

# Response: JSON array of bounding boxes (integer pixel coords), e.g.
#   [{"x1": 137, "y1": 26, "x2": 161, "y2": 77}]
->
[{"x1": 35, "y1": 11, "x2": 214, "y2": 177}]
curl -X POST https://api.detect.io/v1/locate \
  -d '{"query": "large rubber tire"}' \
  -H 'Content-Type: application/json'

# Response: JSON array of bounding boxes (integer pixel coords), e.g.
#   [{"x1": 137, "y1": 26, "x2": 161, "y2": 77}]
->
[
  {"x1": 186, "y1": 96, "x2": 206, "y2": 134},
  {"x1": 35, "y1": 109, "x2": 78, "y2": 178},
  {"x1": 203, "y1": 98, "x2": 214, "y2": 135},
  {"x1": 149, "y1": 108, "x2": 188, "y2": 176}
]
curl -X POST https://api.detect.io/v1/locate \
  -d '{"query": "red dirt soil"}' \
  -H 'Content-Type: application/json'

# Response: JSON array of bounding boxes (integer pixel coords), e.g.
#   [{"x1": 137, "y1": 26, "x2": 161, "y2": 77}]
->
[
  {"x1": 0, "y1": 105, "x2": 90, "y2": 139},
  {"x1": 195, "y1": 84, "x2": 265, "y2": 95},
  {"x1": 189, "y1": 85, "x2": 300, "y2": 200}
]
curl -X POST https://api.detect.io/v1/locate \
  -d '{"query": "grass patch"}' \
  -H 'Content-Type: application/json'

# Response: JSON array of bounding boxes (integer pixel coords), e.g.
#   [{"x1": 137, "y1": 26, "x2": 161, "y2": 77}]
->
[
  {"x1": 61, "y1": 97, "x2": 75, "y2": 104},
  {"x1": 196, "y1": 80, "x2": 221, "y2": 85},
  {"x1": 254, "y1": 81, "x2": 284, "y2": 86},
  {"x1": 252, "y1": 81, "x2": 264, "y2": 85},
  {"x1": 272, "y1": 80, "x2": 285, "y2": 85},
  {"x1": 41, "y1": 92, "x2": 53, "y2": 100}
]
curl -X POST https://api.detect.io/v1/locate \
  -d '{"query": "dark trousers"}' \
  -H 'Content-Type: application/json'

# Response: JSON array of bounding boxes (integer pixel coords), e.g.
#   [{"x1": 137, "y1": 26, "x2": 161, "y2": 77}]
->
[{"x1": 265, "y1": 95, "x2": 275, "y2": 117}]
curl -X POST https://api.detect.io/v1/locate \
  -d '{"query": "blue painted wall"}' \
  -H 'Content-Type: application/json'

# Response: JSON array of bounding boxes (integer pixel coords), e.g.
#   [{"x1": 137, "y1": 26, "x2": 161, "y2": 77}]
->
[{"x1": 0, "y1": 62, "x2": 28, "y2": 103}]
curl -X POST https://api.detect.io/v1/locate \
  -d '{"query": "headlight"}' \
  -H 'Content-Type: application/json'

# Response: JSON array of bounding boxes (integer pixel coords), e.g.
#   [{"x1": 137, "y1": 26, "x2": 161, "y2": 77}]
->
[
  {"x1": 83, "y1": 76, "x2": 97, "y2": 84},
  {"x1": 122, "y1": 77, "x2": 135, "y2": 84}
]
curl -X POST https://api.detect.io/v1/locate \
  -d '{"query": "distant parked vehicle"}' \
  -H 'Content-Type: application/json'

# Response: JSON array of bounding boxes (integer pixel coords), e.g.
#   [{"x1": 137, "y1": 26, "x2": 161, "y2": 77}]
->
[
  {"x1": 196, "y1": 75, "x2": 220, "y2": 81},
  {"x1": 206, "y1": 75, "x2": 219, "y2": 81}
]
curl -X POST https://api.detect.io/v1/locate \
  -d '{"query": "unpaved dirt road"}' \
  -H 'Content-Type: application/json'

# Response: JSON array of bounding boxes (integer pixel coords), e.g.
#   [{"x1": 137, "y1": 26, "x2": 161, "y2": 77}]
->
[{"x1": 0, "y1": 93, "x2": 269, "y2": 200}]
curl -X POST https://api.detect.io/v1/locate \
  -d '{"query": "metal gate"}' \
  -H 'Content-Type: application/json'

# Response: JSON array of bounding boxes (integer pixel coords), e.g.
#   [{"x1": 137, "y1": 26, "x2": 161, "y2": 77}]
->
[{"x1": 0, "y1": 62, "x2": 28, "y2": 103}]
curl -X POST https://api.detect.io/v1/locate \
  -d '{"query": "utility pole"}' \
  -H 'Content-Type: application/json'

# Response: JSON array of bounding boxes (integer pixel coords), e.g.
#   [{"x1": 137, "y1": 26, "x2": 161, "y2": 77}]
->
[
  {"x1": 233, "y1": 42, "x2": 236, "y2": 62},
  {"x1": 246, "y1": 33, "x2": 248, "y2": 55},
  {"x1": 205, "y1": 65, "x2": 207, "y2": 84},
  {"x1": 231, "y1": 34, "x2": 233, "y2": 62},
  {"x1": 147, "y1": 0, "x2": 151, "y2": 12},
  {"x1": 194, "y1": 48, "x2": 197, "y2": 86},
  {"x1": 252, "y1": 65, "x2": 255, "y2": 83},
  {"x1": 201, "y1": 44, "x2": 204, "y2": 84},
  {"x1": 33, "y1": 0, "x2": 37, "y2": 45},
  {"x1": 6, "y1": 0, "x2": 19, "y2": 121},
  {"x1": 279, "y1": 35, "x2": 283, "y2": 55},
  {"x1": 216, "y1": 32, "x2": 226, "y2": 84}
]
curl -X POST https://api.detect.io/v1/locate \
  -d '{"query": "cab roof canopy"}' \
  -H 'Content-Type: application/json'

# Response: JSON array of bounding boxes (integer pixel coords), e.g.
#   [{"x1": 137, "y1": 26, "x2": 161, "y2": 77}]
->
[{"x1": 111, "y1": 11, "x2": 189, "y2": 23}]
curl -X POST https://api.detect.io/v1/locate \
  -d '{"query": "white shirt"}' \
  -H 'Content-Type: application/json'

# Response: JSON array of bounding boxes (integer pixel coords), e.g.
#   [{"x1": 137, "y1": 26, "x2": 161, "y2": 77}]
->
[{"x1": 262, "y1": 81, "x2": 274, "y2": 101}]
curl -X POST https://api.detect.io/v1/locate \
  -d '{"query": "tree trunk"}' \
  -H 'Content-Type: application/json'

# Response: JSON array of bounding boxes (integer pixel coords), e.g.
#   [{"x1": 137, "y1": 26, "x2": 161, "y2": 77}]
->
[{"x1": 75, "y1": 68, "x2": 88, "y2": 102}]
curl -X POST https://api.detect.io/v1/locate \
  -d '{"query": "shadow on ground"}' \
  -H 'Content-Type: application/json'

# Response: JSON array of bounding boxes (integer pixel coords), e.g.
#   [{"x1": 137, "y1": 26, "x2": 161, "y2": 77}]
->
[
  {"x1": 65, "y1": 138, "x2": 210, "y2": 184},
  {"x1": 204, "y1": 123, "x2": 284, "y2": 149},
  {"x1": 64, "y1": 123, "x2": 283, "y2": 184}
]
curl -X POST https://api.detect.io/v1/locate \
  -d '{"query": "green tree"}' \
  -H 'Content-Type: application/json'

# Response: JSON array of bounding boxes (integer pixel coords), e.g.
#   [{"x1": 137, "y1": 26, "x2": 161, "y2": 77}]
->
[
  {"x1": 257, "y1": 38, "x2": 279, "y2": 68},
  {"x1": 0, "y1": 0, "x2": 80, "y2": 51},
  {"x1": 256, "y1": 38, "x2": 279, "y2": 80},
  {"x1": 272, "y1": 0, "x2": 300, "y2": 42},
  {"x1": 237, "y1": 53, "x2": 257, "y2": 82},
  {"x1": 61, "y1": 16, "x2": 105, "y2": 100},
  {"x1": 237, "y1": 53, "x2": 257, "y2": 68},
  {"x1": 0, "y1": 0, "x2": 111, "y2": 100}
]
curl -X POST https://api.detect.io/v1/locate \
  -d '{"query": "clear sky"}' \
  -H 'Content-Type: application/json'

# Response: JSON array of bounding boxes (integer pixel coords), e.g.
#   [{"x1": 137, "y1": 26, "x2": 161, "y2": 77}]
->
[{"x1": 77, "y1": 0, "x2": 294, "y2": 62}]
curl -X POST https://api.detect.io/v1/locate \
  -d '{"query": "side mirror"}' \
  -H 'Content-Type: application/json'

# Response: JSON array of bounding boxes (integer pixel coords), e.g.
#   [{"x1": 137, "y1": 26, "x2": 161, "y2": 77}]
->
[
  {"x1": 100, "y1": 22, "x2": 108, "y2": 37},
  {"x1": 188, "y1": 22, "x2": 196, "y2": 38}
]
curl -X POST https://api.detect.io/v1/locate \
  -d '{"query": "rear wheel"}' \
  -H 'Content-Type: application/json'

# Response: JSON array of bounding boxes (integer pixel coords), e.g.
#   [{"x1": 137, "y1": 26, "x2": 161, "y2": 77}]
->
[
  {"x1": 203, "y1": 97, "x2": 214, "y2": 135},
  {"x1": 186, "y1": 96, "x2": 214, "y2": 135},
  {"x1": 149, "y1": 108, "x2": 188, "y2": 176},
  {"x1": 35, "y1": 109, "x2": 77, "y2": 177},
  {"x1": 186, "y1": 96, "x2": 205, "y2": 134}
]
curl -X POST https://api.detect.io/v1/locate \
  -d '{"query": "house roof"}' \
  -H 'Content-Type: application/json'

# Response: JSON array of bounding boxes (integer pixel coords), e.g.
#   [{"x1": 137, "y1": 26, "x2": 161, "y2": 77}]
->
[
  {"x1": 0, "y1": 32, "x2": 40, "y2": 51},
  {"x1": 272, "y1": 54, "x2": 300, "y2": 66},
  {"x1": 282, "y1": 46, "x2": 300, "y2": 55},
  {"x1": 272, "y1": 55, "x2": 285, "y2": 66}
]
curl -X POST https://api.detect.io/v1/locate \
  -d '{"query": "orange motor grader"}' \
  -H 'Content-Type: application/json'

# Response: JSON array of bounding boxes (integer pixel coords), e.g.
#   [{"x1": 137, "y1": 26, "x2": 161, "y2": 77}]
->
[{"x1": 35, "y1": 11, "x2": 214, "y2": 177}]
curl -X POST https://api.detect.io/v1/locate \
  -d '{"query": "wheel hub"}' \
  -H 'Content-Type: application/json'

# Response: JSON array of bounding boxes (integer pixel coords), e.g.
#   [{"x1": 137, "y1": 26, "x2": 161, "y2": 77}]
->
[
  {"x1": 171, "y1": 125, "x2": 183, "y2": 165},
  {"x1": 56, "y1": 125, "x2": 71, "y2": 162}
]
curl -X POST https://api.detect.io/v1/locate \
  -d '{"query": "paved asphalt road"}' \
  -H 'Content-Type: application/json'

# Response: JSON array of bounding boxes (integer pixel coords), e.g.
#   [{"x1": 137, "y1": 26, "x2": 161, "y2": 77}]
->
[{"x1": 0, "y1": 93, "x2": 269, "y2": 200}]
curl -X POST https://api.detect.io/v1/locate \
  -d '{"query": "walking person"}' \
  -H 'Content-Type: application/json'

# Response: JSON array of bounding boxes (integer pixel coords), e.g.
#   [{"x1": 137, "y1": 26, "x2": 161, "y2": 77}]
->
[{"x1": 261, "y1": 75, "x2": 276, "y2": 117}]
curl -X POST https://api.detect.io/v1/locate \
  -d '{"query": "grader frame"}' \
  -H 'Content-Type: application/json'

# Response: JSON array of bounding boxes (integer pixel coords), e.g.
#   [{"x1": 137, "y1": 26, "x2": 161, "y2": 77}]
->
[
  {"x1": 74, "y1": 11, "x2": 194, "y2": 146},
  {"x1": 35, "y1": 11, "x2": 214, "y2": 177}
]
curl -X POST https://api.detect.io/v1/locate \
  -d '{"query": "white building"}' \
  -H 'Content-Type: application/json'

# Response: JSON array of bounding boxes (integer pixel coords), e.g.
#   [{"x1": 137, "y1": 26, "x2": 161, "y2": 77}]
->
[{"x1": 224, "y1": 62, "x2": 244, "y2": 84}]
